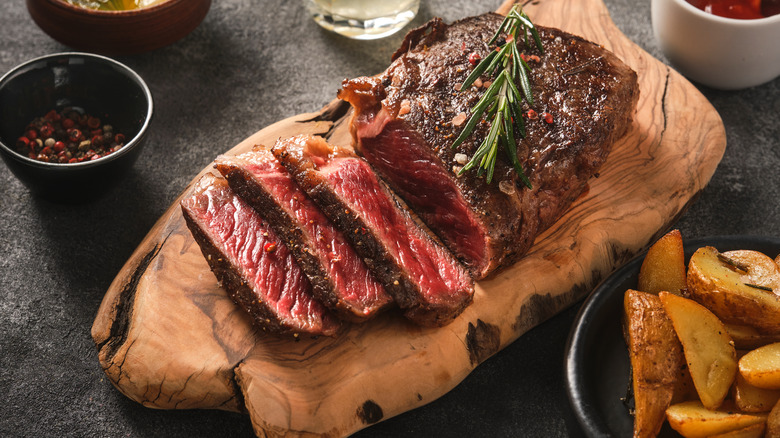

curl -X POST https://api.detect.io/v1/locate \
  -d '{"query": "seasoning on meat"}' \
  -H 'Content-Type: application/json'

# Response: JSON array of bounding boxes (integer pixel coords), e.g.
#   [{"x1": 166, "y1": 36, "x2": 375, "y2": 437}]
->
[
  {"x1": 339, "y1": 13, "x2": 639, "y2": 279},
  {"x1": 215, "y1": 149, "x2": 394, "y2": 322},
  {"x1": 181, "y1": 173, "x2": 340, "y2": 336}
]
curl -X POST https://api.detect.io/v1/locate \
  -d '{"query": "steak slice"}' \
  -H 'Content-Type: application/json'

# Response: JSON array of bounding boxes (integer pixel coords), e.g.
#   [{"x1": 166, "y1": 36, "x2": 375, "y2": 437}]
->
[
  {"x1": 214, "y1": 149, "x2": 393, "y2": 322},
  {"x1": 272, "y1": 135, "x2": 474, "y2": 327},
  {"x1": 339, "y1": 13, "x2": 639, "y2": 279},
  {"x1": 181, "y1": 173, "x2": 340, "y2": 336}
]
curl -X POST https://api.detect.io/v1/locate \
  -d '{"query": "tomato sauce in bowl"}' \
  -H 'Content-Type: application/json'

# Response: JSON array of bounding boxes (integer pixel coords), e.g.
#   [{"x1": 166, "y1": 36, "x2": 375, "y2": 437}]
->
[{"x1": 685, "y1": 0, "x2": 780, "y2": 19}]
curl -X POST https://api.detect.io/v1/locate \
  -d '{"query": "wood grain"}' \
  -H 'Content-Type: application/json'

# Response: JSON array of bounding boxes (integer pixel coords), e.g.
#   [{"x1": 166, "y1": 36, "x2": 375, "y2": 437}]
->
[{"x1": 91, "y1": 0, "x2": 727, "y2": 436}]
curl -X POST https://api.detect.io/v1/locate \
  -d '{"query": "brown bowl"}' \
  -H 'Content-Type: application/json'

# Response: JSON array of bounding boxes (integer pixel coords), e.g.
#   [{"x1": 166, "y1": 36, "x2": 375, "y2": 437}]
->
[{"x1": 26, "y1": 0, "x2": 211, "y2": 55}]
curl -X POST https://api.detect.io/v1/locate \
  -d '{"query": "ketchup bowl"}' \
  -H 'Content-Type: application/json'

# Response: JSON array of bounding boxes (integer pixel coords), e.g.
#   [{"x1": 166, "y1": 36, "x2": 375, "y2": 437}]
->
[
  {"x1": 652, "y1": 0, "x2": 780, "y2": 89},
  {"x1": 0, "y1": 52, "x2": 153, "y2": 202}
]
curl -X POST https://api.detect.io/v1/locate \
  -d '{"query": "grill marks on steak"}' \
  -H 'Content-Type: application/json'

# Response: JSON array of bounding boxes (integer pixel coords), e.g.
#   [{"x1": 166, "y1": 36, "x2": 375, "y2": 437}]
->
[
  {"x1": 272, "y1": 135, "x2": 474, "y2": 327},
  {"x1": 339, "y1": 13, "x2": 639, "y2": 279},
  {"x1": 181, "y1": 173, "x2": 340, "y2": 336},
  {"x1": 214, "y1": 149, "x2": 393, "y2": 322}
]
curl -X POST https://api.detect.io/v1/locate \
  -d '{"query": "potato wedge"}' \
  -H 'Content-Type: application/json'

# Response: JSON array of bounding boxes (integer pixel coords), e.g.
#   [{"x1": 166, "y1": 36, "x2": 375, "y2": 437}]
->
[
  {"x1": 706, "y1": 422, "x2": 765, "y2": 438},
  {"x1": 734, "y1": 371, "x2": 780, "y2": 412},
  {"x1": 671, "y1": 364, "x2": 697, "y2": 404},
  {"x1": 708, "y1": 423, "x2": 766, "y2": 438},
  {"x1": 638, "y1": 229, "x2": 687, "y2": 295},
  {"x1": 726, "y1": 324, "x2": 780, "y2": 350},
  {"x1": 659, "y1": 291, "x2": 737, "y2": 409},
  {"x1": 739, "y1": 342, "x2": 780, "y2": 390},
  {"x1": 768, "y1": 398, "x2": 780, "y2": 438},
  {"x1": 624, "y1": 289, "x2": 685, "y2": 437},
  {"x1": 722, "y1": 250, "x2": 780, "y2": 293},
  {"x1": 686, "y1": 246, "x2": 780, "y2": 334},
  {"x1": 665, "y1": 400, "x2": 767, "y2": 437}
]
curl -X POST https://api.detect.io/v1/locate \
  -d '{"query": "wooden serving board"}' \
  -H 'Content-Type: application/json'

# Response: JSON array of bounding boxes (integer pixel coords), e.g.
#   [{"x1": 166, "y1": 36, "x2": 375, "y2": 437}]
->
[{"x1": 91, "y1": 0, "x2": 727, "y2": 436}]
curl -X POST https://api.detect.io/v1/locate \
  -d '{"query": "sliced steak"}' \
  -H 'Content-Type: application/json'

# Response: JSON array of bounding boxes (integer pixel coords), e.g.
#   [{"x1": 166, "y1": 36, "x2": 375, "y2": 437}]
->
[
  {"x1": 272, "y1": 135, "x2": 474, "y2": 327},
  {"x1": 214, "y1": 149, "x2": 393, "y2": 322},
  {"x1": 339, "y1": 13, "x2": 639, "y2": 279},
  {"x1": 181, "y1": 173, "x2": 340, "y2": 336}
]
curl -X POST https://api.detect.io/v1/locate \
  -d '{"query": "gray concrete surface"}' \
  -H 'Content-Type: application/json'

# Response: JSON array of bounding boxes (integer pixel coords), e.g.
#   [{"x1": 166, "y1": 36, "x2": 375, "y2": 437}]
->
[{"x1": 0, "y1": 0, "x2": 777, "y2": 436}]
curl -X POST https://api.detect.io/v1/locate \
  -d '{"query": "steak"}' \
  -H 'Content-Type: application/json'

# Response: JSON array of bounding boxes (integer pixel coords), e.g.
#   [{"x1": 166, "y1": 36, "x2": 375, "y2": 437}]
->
[
  {"x1": 214, "y1": 149, "x2": 393, "y2": 322},
  {"x1": 181, "y1": 173, "x2": 340, "y2": 336},
  {"x1": 272, "y1": 135, "x2": 474, "y2": 327},
  {"x1": 339, "y1": 13, "x2": 640, "y2": 278}
]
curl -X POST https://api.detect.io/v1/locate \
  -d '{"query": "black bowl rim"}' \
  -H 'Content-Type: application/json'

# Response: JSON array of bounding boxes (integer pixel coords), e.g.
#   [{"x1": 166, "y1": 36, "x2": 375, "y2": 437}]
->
[
  {"x1": 563, "y1": 234, "x2": 780, "y2": 437},
  {"x1": 0, "y1": 51, "x2": 153, "y2": 171}
]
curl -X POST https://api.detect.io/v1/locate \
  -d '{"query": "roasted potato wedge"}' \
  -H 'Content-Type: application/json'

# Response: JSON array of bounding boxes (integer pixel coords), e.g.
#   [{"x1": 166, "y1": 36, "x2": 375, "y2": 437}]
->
[
  {"x1": 721, "y1": 250, "x2": 780, "y2": 292},
  {"x1": 686, "y1": 246, "x2": 780, "y2": 334},
  {"x1": 726, "y1": 324, "x2": 780, "y2": 350},
  {"x1": 734, "y1": 371, "x2": 780, "y2": 412},
  {"x1": 624, "y1": 289, "x2": 685, "y2": 437},
  {"x1": 768, "y1": 398, "x2": 780, "y2": 438},
  {"x1": 666, "y1": 400, "x2": 767, "y2": 437},
  {"x1": 638, "y1": 229, "x2": 687, "y2": 295},
  {"x1": 659, "y1": 292, "x2": 737, "y2": 409},
  {"x1": 671, "y1": 364, "x2": 697, "y2": 404},
  {"x1": 739, "y1": 342, "x2": 780, "y2": 390},
  {"x1": 706, "y1": 422, "x2": 765, "y2": 438}
]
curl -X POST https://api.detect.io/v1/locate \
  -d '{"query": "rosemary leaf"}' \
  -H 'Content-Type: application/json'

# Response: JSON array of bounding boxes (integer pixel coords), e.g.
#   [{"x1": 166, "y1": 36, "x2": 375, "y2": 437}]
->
[
  {"x1": 745, "y1": 283, "x2": 773, "y2": 292},
  {"x1": 451, "y1": 5, "x2": 543, "y2": 186},
  {"x1": 489, "y1": 13, "x2": 513, "y2": 45}
]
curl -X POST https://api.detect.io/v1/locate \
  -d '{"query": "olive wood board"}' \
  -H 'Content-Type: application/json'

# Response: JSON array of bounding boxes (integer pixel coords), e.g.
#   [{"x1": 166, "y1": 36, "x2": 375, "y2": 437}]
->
[{"x1": 91, "y1": 0, "x2": 727, "y2": 436}]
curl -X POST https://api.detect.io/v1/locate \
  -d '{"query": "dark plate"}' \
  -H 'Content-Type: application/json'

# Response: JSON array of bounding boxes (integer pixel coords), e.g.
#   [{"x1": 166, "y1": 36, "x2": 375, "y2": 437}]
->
[{"x1": 564, "y1": 235, "x2": 780, "y2": 437}]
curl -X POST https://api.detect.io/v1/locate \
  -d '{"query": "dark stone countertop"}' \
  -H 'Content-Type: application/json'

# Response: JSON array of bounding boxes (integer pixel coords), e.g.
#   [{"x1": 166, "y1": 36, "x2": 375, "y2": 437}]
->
[{"x1": 0, "y1": 0, "x2": 777, "y2": 437}]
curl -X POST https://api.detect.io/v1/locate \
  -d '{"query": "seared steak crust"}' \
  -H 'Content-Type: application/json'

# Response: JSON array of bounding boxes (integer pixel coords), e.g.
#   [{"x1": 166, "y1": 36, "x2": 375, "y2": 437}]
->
[
  {"x1": 339, "y1": 13, "x2": 639, "y2": 278},
  {"x1": 215, "y1": 150, "x2": 393, "y2": 322},
  {"x1": 181, "y1": 174, "x2": 340, "y2": 336}
]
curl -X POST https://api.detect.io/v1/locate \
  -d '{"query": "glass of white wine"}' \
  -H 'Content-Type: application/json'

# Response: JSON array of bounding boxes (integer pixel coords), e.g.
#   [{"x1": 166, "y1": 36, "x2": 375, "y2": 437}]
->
[{"x1": 303, "y1": 0, "x2": 420, "y2": 40}]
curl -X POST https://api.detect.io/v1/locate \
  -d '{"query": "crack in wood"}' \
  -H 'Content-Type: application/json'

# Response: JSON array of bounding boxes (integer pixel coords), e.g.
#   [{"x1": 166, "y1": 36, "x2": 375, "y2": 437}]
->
[
  {"x1": 302, "y1": 99, "x2": 351, "y2": 124},
  {"x1": 229, "y1": 361, "x2": 248, "y2": 414},
  {"x1": 660, "y1": 68, "x2": 670, "y2": 140},
  {"x1": 98, "y1": 234, "x2": 169, "y2": 363},
  {"x1": 114, "y1": 337, "x2": 135, "y2": 386}
]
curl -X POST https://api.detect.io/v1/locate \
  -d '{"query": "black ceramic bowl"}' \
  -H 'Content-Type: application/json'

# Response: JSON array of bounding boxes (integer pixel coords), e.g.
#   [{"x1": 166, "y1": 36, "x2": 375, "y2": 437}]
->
[
  {"x1": 0, "y1": 52, "x2": 153, "y2": 202},
  {"x1": 564, "y1": 235, "x2": 780, "y2": 437}
]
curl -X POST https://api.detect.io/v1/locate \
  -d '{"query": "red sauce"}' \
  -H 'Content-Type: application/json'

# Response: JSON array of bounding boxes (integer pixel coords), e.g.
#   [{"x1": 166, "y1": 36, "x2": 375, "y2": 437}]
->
[{"x1": 685, "y1": 0, "x2": 780, "y2": 19}]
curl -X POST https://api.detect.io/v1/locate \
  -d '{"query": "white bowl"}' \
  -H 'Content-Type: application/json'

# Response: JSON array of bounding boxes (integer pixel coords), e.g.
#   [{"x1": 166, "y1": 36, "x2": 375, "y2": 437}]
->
[{"x1": 652, "y1": 0, "x2": 780, "y2": 90}]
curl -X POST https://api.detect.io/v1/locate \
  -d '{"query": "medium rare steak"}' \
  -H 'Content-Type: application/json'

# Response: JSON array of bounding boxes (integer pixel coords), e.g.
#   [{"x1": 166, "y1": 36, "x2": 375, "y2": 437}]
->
[
  {"x1": 272, "y1": 135, "x2": 474, "y2": 327},
  {"x1": 215, "y1": 149, "x2": 393, "y2": 322},
  {"x1": 339, "y1": 13, "x2": 640, "y2": 279},
  {"x1": 181, "y1": 173, "x2": 340, "y2": 336}
]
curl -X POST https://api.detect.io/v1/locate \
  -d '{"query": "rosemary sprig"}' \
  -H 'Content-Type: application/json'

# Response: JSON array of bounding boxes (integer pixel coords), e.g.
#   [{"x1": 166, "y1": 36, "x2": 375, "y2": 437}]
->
[{"x1": 452, "y1": 5, "x2": 543, "y2": 186}]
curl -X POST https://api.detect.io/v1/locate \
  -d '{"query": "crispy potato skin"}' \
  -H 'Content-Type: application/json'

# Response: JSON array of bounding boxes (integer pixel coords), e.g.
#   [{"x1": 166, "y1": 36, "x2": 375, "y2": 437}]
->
[
  {"x1": 638, "y1": 229, "x2": 687, "y2": 295},
  {"x1": 624, "y1": 289, "x2": 685, "y2": 438},
  {"x1": 768, "y1": 398, "x2": 780, "y2": 438},
  {"x1": 686, "y1": 247, "x2": 780, "y2": 334},
  {"x1": 706, "y1": 422, "x2": 765, "y2": 438},
  {"x1": 665, "y1": 401, "x2": 767, "y2": 438}
]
